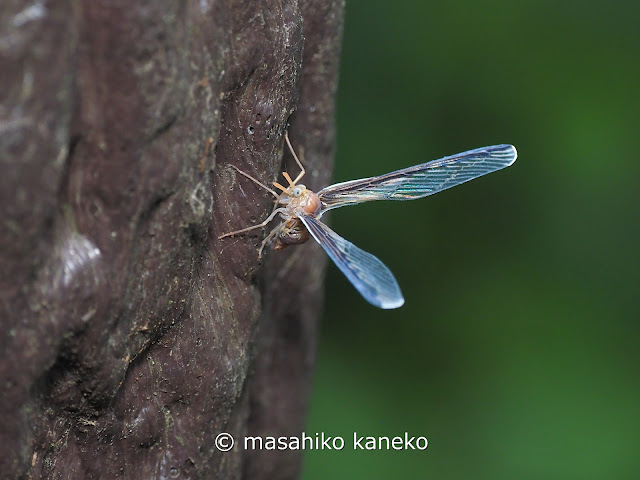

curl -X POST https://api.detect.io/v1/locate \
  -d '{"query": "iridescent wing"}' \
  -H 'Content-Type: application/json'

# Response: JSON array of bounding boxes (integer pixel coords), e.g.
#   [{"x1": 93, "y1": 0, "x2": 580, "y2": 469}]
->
[
  {"x1": 299, "y1": 215, "x2": 404, "y2": 309},
  {"x1": 317, "y1": 144, "x2": 517, "y2": 216}
]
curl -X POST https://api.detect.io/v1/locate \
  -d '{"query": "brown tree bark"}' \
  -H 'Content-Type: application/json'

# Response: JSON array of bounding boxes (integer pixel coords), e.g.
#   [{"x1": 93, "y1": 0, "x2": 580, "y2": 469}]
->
[{"x1": 0, "y1": 1, "x2": 343, "y2": 478}]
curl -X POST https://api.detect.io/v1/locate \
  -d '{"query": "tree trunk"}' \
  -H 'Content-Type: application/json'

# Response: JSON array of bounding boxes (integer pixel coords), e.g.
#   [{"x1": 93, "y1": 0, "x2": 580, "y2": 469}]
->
[{"x1": 0, "y1": 0, "x2": 343, "y2": 478}]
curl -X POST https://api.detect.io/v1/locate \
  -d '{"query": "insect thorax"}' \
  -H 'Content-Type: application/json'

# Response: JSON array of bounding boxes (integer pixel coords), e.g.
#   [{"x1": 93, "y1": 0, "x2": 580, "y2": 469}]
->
[{"x1": 280, "y1": 187, "x2": 320, "y2": 216}]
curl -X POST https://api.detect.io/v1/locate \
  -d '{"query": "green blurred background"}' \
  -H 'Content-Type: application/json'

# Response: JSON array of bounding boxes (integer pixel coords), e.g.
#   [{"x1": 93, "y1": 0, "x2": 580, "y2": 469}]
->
[{"x1": 302, "y1": 1, "x2": 639, "y2": 478}]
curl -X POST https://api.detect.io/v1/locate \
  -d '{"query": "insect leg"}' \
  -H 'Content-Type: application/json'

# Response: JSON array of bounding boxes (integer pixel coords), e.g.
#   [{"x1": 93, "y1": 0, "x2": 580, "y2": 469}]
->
[
  {"x1": 218, "y1": 207, "x2": 285, "y2": 239},
  {"x1": 258, "y1": 224, "x2": 281, "y2": 258}
]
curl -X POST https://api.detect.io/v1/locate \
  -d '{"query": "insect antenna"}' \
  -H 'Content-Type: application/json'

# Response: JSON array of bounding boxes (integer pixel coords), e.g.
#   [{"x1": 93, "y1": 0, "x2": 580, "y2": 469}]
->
[
  {"x1": 284, "y1": 131, "x2": 306, "y2": 185},
  {"x1": 229, "y1": 165, "x2": 280, "y2": 199}
]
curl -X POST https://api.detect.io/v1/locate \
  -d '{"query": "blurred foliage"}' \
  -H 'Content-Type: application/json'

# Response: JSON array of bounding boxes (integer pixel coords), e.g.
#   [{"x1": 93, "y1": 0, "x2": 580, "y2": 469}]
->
[{"x1": 302, "y1": 0, "x2": 640, "y2": 478}]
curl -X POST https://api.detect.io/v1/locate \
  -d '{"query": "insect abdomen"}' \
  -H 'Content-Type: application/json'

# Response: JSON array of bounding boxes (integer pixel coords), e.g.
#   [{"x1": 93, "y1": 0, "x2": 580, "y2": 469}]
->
[{"x1": 272, "y1": 218, "x2": 310, "y2": 250}]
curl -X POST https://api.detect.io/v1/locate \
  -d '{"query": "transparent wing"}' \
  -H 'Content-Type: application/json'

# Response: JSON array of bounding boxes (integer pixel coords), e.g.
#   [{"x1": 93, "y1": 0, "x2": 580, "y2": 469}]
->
[
  {"x1": 317, "y1": 144, "x2": 517, "y2": 215},
  {"x1": 299, "y1": 215, "x2": 404, "y2": 309}
]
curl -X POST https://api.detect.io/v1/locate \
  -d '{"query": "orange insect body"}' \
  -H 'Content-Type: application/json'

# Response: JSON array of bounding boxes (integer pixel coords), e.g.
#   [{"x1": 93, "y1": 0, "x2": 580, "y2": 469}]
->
[
  {"x1": 278, "y1": 185, "x2": 321, "y2": 217},
  {"x1": 268, "y1": 172, "x2": 321, "y2": 251},
  {"x1": 270, "y1": 184, "x2": 319, "y2": 250}
]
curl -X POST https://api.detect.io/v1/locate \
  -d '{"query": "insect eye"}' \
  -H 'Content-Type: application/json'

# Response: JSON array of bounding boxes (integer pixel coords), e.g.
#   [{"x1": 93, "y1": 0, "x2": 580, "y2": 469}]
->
[{"x1": 292, "y1": 187, "x2": 302, "y2": 197}]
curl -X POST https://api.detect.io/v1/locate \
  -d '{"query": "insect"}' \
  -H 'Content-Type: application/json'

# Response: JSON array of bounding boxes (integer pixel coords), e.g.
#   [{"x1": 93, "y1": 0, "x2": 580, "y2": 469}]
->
[{"x1": 219, "y1": 133, "x2": 517, "y2": 309}]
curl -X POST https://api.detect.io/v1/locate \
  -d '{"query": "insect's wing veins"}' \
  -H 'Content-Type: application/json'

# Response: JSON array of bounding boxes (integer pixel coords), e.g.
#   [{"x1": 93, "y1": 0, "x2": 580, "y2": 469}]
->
[
  {"x1": 299, "y1": 215, "x2": 404, "y2": 309},
  {"x1": 317, "y1": 144, "x2": 517, "y2": 214}
]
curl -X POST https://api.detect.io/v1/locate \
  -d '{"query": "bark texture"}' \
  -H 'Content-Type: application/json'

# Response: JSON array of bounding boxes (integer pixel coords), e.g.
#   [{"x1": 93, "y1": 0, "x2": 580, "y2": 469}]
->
[{"x1": 0, "y1": 0, "x2": 343, "y2": 478}]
